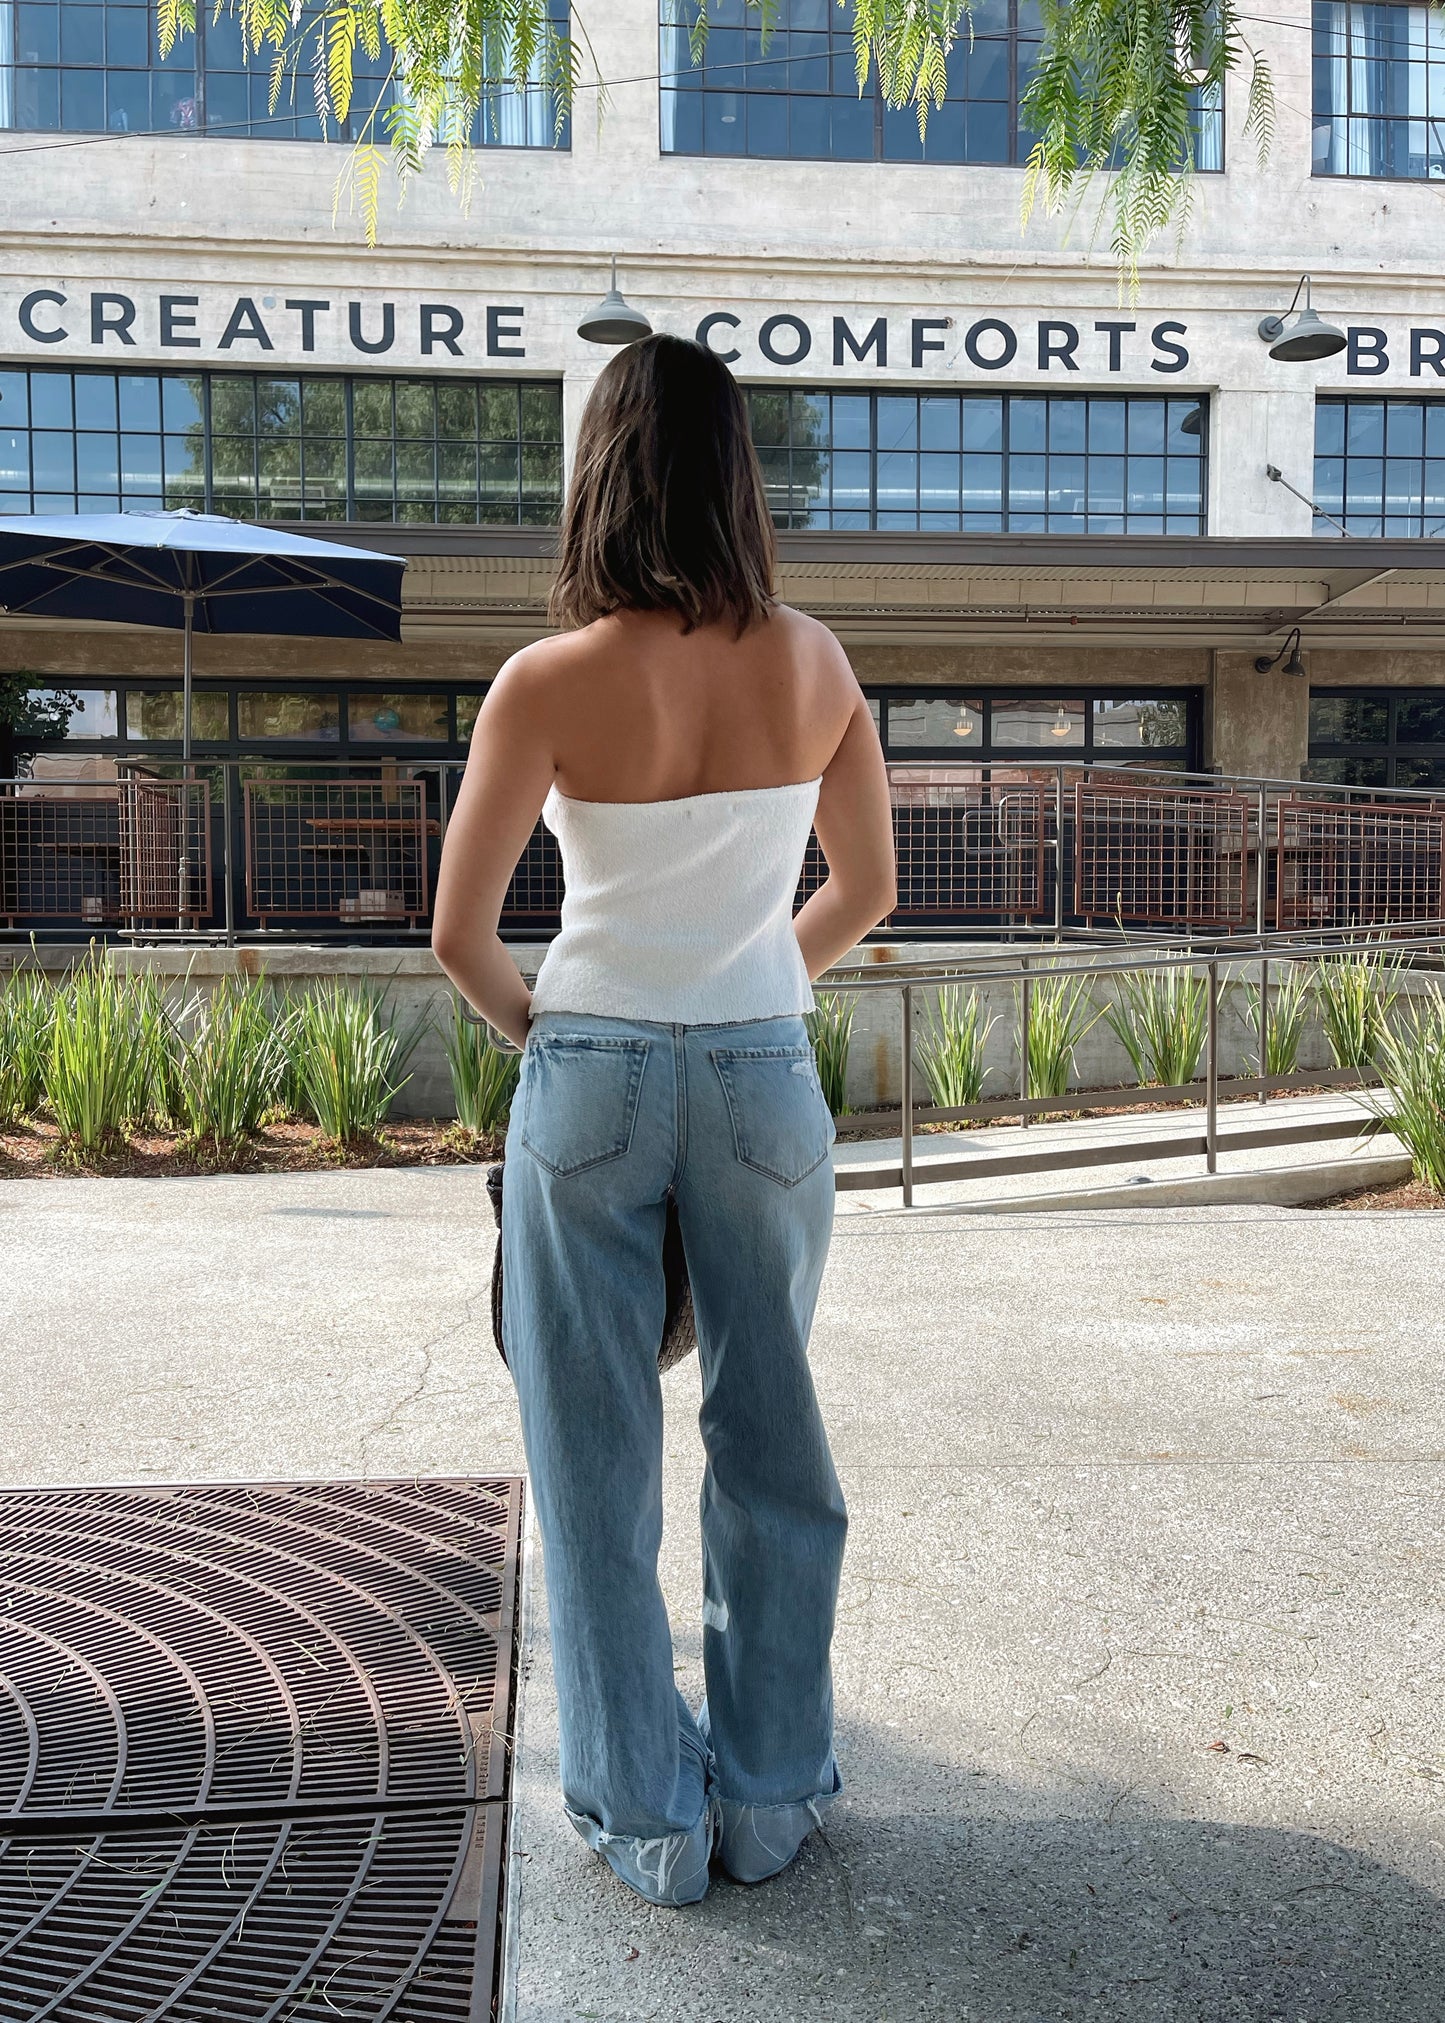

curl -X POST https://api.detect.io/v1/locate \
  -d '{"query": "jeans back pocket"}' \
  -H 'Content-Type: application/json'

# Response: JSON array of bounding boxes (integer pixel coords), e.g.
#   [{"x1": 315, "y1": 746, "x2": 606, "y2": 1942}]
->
[
  {"x1": 519, "y1": 1034, "x2": 650, "y2": 1178},
  {"x1": 710, "y1": 1043, "x2": 835, "y2": 1188}
]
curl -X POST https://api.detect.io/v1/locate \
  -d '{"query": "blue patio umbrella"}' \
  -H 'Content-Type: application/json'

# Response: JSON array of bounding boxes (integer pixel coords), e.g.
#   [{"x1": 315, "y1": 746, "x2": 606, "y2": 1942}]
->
[{"x1": 0, "y1": 508, "x2": 406, "y2": 925}]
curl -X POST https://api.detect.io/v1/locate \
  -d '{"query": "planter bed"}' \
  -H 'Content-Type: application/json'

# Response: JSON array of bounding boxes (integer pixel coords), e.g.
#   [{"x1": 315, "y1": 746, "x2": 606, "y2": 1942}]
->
[{"x1": 0, "y1": 1117, "x2": 505, "y2": 1180}]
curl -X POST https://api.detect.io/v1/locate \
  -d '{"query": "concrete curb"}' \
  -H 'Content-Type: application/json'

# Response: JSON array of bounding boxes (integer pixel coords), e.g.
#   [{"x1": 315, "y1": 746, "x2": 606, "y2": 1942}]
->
[{"x1": 845, "y1": 1149, "x2": 1415, "y2": 1218}]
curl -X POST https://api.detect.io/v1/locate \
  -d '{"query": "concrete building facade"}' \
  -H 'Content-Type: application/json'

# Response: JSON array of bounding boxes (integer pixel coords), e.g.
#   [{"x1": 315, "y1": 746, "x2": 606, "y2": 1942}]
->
[{"x1": 6, "y1": 0, "x2": 1445, "y2": 852}]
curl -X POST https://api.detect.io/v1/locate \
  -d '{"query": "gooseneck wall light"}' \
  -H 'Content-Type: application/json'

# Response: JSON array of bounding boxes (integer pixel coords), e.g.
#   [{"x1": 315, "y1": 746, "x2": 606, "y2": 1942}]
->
[
  {"x1": 1257, "y1": 276, "x2": 1347, "y2": 363},
  {"x1": 577, "y1": 258, "x2": 653, "y2": 346},
  {"x1": 1254, "y1": 626, "x2": 1307, "y2": 677}
]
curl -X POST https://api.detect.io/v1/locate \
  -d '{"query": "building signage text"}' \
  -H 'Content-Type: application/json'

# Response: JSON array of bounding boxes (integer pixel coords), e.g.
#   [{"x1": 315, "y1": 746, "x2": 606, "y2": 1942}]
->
[
  {"x1": 8, "y1": 286, "x2": 1445, "y2": 383},
  {"x1": 10, "y1": 289, "x2": 525, "y2": 360}
]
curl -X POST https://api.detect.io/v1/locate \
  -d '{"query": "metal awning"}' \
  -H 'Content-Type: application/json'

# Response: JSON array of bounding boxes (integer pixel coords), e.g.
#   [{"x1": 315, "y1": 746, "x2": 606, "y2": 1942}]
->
[{"x1": 12, "y1": 527, "x2": 1445, "y2": 650}]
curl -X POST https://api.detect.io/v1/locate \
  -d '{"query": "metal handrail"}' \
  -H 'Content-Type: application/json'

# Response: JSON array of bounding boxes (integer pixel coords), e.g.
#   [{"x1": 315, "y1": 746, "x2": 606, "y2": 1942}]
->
[{"x1": 818, "y1": 932, "x2": 1445, "y2": 1206}]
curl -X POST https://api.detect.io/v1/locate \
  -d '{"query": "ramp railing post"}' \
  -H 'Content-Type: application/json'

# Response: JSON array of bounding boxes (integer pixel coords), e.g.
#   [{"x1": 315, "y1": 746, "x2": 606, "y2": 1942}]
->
[
  {"x1": 1019, "y1": 954, "x2": 1032, "y2": 1129},
  {"x1": 901, "y1": 983, "x2": 914, "y2": 1208},
  {"x1": 1256, "y1": 783, "x2": 1269, "y2": 936},
  {"x1": 1198, "y1": 958, "x2": 1206, "y2": 1173}
]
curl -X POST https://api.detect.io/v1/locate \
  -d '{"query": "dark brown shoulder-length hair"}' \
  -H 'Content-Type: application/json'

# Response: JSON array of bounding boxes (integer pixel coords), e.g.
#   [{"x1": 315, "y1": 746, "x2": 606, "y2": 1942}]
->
[{"x1": 549, "y1": 332, "x2": 777, "y2": 637}]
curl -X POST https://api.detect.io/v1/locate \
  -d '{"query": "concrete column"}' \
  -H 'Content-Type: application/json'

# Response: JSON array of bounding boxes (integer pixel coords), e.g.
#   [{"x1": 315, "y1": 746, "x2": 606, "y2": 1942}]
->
[
  {"x1": 1208, "y1": 651, "x2": 1310, "y2": 780},
  {"x1": 1210, "y1": 387, "x2": 1317, "y2": 537}
]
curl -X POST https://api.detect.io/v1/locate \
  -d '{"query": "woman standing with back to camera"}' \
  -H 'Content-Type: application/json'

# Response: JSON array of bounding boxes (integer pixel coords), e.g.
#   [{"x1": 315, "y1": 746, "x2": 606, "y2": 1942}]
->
[{"x1": 432, "y1": 333, "x2": 896, "y2": 1908}]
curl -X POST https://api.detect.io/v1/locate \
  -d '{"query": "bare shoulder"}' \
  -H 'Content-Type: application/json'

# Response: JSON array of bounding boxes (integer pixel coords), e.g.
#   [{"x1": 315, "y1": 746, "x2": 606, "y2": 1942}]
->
[
  {"x1": 483, "y1": 623, "x2": 607, "y2": 712},
  {"x1": 767, "y1": 603, "x2": 856, "y2": 685}
]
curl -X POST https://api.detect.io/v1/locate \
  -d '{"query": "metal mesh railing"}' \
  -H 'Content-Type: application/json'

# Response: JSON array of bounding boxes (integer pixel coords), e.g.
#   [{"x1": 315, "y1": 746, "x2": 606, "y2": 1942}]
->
[
  {"x1": 0, "y1": 778, "x2": 209, "y2": 928},
  {"x1": 502, "y1": 825, "x2": 564, "y2": 923},
  {"x1": 243, "y1": 777, "x2": 433, "y2": 928},
  {"x1": 1275, "y1": 797, "x2": 1445, "y2": 931},
  {"x1": 887, "y1": 771, "x2": 1048, "y2": 923},
  {"x1": 119, "y1": 778, "x2": 211, "y2": 923},
  {"x1": 6, "y1": 758, "x2": 1445, "y2": 941},
  {"x1": 1073, "y1": 778, "x2": 1250, "y2": 928}
]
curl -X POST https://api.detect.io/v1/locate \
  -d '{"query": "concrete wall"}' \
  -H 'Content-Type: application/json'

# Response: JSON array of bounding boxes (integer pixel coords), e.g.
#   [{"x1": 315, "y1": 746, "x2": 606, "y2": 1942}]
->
[
  {"x1": 1, "y1": 0, "x2": 1444, "y2": 535},
  {"x1": 7, "y1": 0, "x2": 1445, "y2": 787},
  {"x1": 7, "y1": 939, "x2": 1416, "y2": 1121}
]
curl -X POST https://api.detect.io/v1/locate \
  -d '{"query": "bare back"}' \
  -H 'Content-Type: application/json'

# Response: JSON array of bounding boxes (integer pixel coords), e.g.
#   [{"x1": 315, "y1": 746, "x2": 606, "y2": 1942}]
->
[
  {"x1": 431, "y1": 597, "x2": 896, "y2": 1048},
  {"x1": 526, "y1": 604, "x2": 855, "y2": 802}
]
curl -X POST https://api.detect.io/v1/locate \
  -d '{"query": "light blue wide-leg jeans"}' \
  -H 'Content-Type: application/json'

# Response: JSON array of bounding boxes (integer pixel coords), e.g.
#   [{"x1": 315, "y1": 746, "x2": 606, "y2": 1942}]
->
[{"x1": 501, "y1": 1009, "x2": 846, "y2": 1905}]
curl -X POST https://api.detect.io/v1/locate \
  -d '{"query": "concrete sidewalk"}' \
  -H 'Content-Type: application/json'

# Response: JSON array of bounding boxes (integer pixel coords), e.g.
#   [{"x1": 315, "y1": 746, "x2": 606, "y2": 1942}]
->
[{"x1": 2, "y1": 1166, "x2": 1442, "y2": 2019}]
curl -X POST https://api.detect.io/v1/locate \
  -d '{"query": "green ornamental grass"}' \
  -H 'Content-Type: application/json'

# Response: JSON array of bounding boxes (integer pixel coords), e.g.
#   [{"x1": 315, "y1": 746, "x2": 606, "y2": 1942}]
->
[
  {"x1": 915, "y1": 984, "x2": 995, "y2": 1110},
  {"x1": 1360, "y1": 995, "x2": 1440, "y2": 1197},
  {"x1": 124, "y1": 969, "x2": 185, "y2": 1129},
  {"x1": 282, "y1": 979, "x2": 424, "y2": 1143},
  {"x1": 0, "y1": 968, "x2": 53, "y2": 1123},
  {"x1": 1106, "y1": 966, "x2": 1208, "y2": 1088},
  {"x1": 46, "y1": 959, "x2": 139, "y2": 1150},
  {"x1": 1315, "y1": 944, "x2": 1401, "y2": 1070},
  {"x1": 443, "y1": 1000, "x2": 520, "y2": 1136},
  {"x1": 1024, "y1": 975, "x2": 1102, "y2": 1100},
  {"x1": 1371, "y1": 992, "x2": 1445, "y2": 1195},
  {"x1": 1244, "y1": 962, "x2": 1313, "y2": 1079},
  {"x1": 175, "y1": 976, "x2": 285, "y2": 1151},
  {"x1": 805, "y1": 992, "x2": 854, "y2": 1116}
]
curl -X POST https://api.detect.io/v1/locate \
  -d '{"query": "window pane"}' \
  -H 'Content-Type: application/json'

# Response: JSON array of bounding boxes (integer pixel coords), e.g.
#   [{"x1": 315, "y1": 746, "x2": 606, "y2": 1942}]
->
[
  {"x1": 1397, "y1": 695, "x2": 1445, "y2": 742},
  {"x1": 1316, "y1": 398, "x2": 1445, "y2": 534},
  {"x1": 1309, "y1": 696, "x2": 1389, "y2": 744},
  {"x1": 28, "y1": 687, "x2": 120, "y2": 739},
  {"x1": 0, "y1": 367, "x2": 561, "y2": 524},
  {"x1": 1094, "y1": 697, "x2": 1189, "y2": 749},
  {"x1": 991, "y1": 699, "x2": 1086, "y2": 747},
  {"x1": 886, "y1": 697, "x2": 984, "y2": 748},
  {"x1": 348, "y1": 691, "x2": 450, "y2": 742},
  {"x1": 125, "y1": 687, "x2": 230, "y2": 740},
  {"x1": 236, "y1": 691, "x2": 340, "y2": 740}
]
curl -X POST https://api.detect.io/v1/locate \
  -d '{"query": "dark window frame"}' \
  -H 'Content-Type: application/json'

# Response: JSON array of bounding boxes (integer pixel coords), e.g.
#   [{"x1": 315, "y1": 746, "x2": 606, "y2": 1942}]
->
[
  {"x1": 868, "y1": 687, "x2": 1202, "y2": 770},
  {"x1": 1305, "y1": 684, "x2": 1445, "y2": 789},
  {"x1": 1311, "y1": 0, "x2": 1445, "y2": 183},
  {"x1": 27, "y1": 679, "x2": 480, "y2": 756},
  {"x1": 747, "y1": 386, "x2": 1209, "y2": 534},
  {"x1": 0, "y1": 363, "x2": 565, "y2": 526},
  {"x1": 2, "y1": 0, "x2": 572, "y2": 145},
  {"x1": 1314, "y1": 394, "x2": 1445, "y2": 539},
  {"x1": 659, "y1": 0, "x2": 1223, "y2": 170}
]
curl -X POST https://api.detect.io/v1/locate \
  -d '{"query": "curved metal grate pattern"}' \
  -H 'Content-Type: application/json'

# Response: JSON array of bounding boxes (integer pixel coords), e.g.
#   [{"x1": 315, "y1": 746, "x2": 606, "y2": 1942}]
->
[{"x1": 0, "y1": 1478, "x2": 523, "y2": 2022}]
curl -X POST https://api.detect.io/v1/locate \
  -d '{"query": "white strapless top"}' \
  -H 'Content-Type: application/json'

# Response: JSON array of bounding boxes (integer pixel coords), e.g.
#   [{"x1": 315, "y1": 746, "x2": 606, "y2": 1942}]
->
[{"x1": 527, "y1": 776, "x2": 822, "y2": 1023}]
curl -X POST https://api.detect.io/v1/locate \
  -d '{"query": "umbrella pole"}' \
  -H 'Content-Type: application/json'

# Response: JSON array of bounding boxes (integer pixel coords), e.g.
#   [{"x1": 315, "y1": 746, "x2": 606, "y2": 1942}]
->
[{"x1": 178, "y1": 590, "x2": 194, "y2": 932}]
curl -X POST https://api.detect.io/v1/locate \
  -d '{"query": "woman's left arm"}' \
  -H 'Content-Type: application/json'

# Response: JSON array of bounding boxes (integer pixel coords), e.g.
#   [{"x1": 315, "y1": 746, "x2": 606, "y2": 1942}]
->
[{"x1": 432, "y1": 654, "x2": 556, "y2": 1049}]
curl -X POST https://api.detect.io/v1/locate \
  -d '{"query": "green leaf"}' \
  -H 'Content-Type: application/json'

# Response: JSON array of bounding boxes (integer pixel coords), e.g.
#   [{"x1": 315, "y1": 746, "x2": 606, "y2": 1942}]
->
[{"x1": 168, "y1": 0, "x2": 1270, "y2": 287}]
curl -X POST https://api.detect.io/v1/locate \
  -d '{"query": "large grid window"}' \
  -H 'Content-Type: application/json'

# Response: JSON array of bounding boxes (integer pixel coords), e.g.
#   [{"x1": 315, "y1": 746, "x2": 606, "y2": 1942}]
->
[
  {"x1": 878, "y1": 691, "x2": 1198, "y2": 767},
  {"x1": 660, "y1": 0, "x2": 1221, "y2": 167},
  {"x1": 0, "y1": 0, "x2": 569, "y2": 142},
  {"x1": 0, "y1": 365, "x2": 564, "y2": 523},
  {"x1": 746, "y1": 388, "x2": 1208, "y2": 533},
  {"x1": 1314, "y1": 396, "x2": 1445, "y2": 537},
  {"x1": 26, "y1": 678, "x2": 1200, "y2": 770},
  {"x1": 1306, "y1": 688, "x2": 1445, "y2": 788},
  {"x1": 1313, "y1": 1, "x2": 1445, "y2": 179}
]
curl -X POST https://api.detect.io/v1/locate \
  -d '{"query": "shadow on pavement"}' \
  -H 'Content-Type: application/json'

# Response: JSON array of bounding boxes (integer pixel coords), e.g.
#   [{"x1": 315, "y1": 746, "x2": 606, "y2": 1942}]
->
[{"x1": 519, "y1": 1713, "x2": 1445, "y2": 2023}]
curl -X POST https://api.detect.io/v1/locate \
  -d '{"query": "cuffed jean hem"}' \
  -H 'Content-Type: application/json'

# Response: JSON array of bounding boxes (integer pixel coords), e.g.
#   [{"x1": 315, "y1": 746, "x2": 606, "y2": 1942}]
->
[
  {"x1": 564, "y1": 1795, "x2": 721, "y2": 1907},
  {"x1": 715, "y1": 1761, "x2": 844, "y2": 1885}
]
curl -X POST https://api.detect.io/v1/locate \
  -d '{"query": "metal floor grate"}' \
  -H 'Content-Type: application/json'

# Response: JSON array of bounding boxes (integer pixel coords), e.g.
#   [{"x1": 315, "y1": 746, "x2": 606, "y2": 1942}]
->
[{"x1": 0, "y1": 1478, "x2": 524, "y2": 2022}]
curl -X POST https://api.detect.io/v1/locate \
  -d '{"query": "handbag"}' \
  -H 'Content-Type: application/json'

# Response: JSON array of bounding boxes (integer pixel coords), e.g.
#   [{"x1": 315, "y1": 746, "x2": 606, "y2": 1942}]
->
[{"x1": 486, "y1": 1160, "x2": 697, "y2": 1373}]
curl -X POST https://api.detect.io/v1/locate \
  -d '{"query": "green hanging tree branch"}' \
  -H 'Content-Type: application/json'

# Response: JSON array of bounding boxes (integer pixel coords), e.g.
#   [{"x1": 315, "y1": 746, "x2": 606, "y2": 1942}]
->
[{"x1": 157, "y1": 0, "x2": 1273, "y2": 289}]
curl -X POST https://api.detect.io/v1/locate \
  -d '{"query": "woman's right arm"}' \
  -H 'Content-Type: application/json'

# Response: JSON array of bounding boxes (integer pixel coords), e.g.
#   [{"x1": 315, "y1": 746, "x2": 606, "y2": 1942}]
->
[
  {"x1": 431, "y1": 652, "x2": 557, "y2": 1049},
  {"x1": 793, "y1": 675, "x2": 897, "y2": 981}
]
